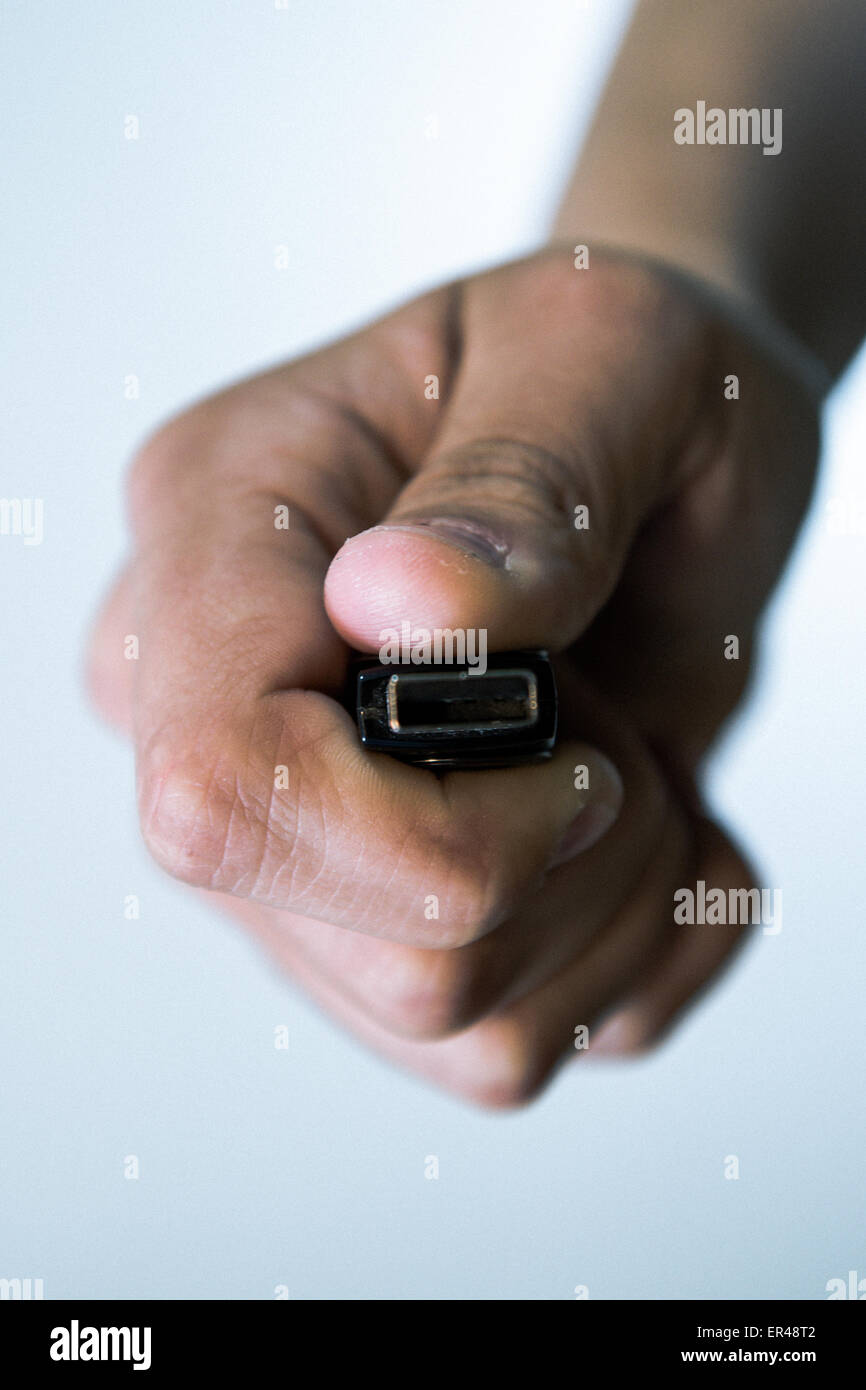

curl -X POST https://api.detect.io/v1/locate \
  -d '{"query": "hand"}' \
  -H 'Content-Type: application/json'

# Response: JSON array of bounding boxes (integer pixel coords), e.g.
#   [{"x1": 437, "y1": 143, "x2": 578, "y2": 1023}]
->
[{"x1": 87, "y1": 248, "x2": 820, "y2": 1105}]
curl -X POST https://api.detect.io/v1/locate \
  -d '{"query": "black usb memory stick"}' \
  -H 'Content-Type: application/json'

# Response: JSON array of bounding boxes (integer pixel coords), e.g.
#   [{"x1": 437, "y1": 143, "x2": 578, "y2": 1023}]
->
[{"x1": 350, "y1": 649, "x2": 557, "y2": 770}]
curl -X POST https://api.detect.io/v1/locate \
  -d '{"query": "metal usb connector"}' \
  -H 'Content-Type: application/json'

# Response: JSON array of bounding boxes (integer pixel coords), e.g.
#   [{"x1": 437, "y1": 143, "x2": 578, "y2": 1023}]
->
[{"x1": 350, "y1": 650, "x2": 557, "y2": 769}]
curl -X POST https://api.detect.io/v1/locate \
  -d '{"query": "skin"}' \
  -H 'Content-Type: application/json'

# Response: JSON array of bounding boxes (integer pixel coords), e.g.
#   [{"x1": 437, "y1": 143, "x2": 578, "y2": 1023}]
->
[{"x1": 87, "y1": 1, "x2": 863, "y2": 1107}]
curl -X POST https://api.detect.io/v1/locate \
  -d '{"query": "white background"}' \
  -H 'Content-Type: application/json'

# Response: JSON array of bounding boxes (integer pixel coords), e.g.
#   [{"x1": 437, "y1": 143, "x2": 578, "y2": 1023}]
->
[{"x1": 1, "y1": 0, "x2": 864, "y2": 1299}]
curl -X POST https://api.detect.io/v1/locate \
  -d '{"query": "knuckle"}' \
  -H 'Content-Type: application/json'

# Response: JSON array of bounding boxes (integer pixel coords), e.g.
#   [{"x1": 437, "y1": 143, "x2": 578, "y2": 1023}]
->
[
  {"x1": 126, "y1": 419, "x2": 190, "y2": 525},
  {"x1": 425, "y1": 437, "x2": 581, "y2": 534},
  {"x1": 594, "y1": 1010, "x2": 660, "y2": 1058},
  {"x1": 372, "y1": 950, "x2": 483, "y2": 1041},
  {"x1": 612, "y1": 1028, "x2": 659, "y2": 1058},
  {"x1": 370, "y1": 294, "x2": 456, "y2": 397},
  {"x1": 457, "y1": 1020, "x2": 549, "y2": 1111},
  {"x1": 137, "y1": 729, "x2": 275, "y2": 894},
  {"x1": 126, "y1": 397, "x2": 236, "y2": 532}
]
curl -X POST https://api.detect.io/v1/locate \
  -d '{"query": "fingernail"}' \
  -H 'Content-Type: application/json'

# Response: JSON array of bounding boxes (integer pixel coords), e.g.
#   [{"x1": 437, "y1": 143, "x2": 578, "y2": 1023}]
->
[
  {"x1": 546, "y1": 752, "x2": 623, "y2": 870},
  {"x1": 590, "y1": 1012, "x2": 646, "y2": 1057},
  {"x1": 370, "y1": 518, "x2": 510, "y2": 568},
  {"x1": 547, "y1": 801, "x2": 618, "y2": 869}
]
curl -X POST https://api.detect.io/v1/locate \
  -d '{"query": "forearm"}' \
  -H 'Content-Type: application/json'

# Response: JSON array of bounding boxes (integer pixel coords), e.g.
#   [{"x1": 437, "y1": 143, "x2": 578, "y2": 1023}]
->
[{"x1": 554, "y1": 0, "x2": 866, "y2": 379}]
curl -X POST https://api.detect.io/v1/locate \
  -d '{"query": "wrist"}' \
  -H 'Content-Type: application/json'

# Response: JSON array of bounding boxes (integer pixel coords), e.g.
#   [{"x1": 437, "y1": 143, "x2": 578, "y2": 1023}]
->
[{"x1": 545, "y1": 233, "x2": 831, "y2": 401}]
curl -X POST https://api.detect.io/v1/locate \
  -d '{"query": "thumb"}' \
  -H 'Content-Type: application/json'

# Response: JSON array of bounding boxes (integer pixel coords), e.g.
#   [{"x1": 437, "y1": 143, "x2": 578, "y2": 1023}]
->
[{"x1": 324, "y1": 253, "x2": 707, "y2": 651}]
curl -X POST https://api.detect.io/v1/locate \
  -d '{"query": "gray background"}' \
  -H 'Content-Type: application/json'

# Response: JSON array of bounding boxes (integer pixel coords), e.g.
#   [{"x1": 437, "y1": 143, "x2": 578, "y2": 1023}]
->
[{"x1": 1, "y1": 0, "x2": 863, "y2": 1299}]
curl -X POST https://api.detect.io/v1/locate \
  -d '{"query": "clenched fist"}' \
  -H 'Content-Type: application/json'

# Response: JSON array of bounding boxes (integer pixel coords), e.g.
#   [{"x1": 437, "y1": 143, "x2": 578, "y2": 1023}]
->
[{"x1": 88, "y1": 248, "x2": 820, "y2": 1105}]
